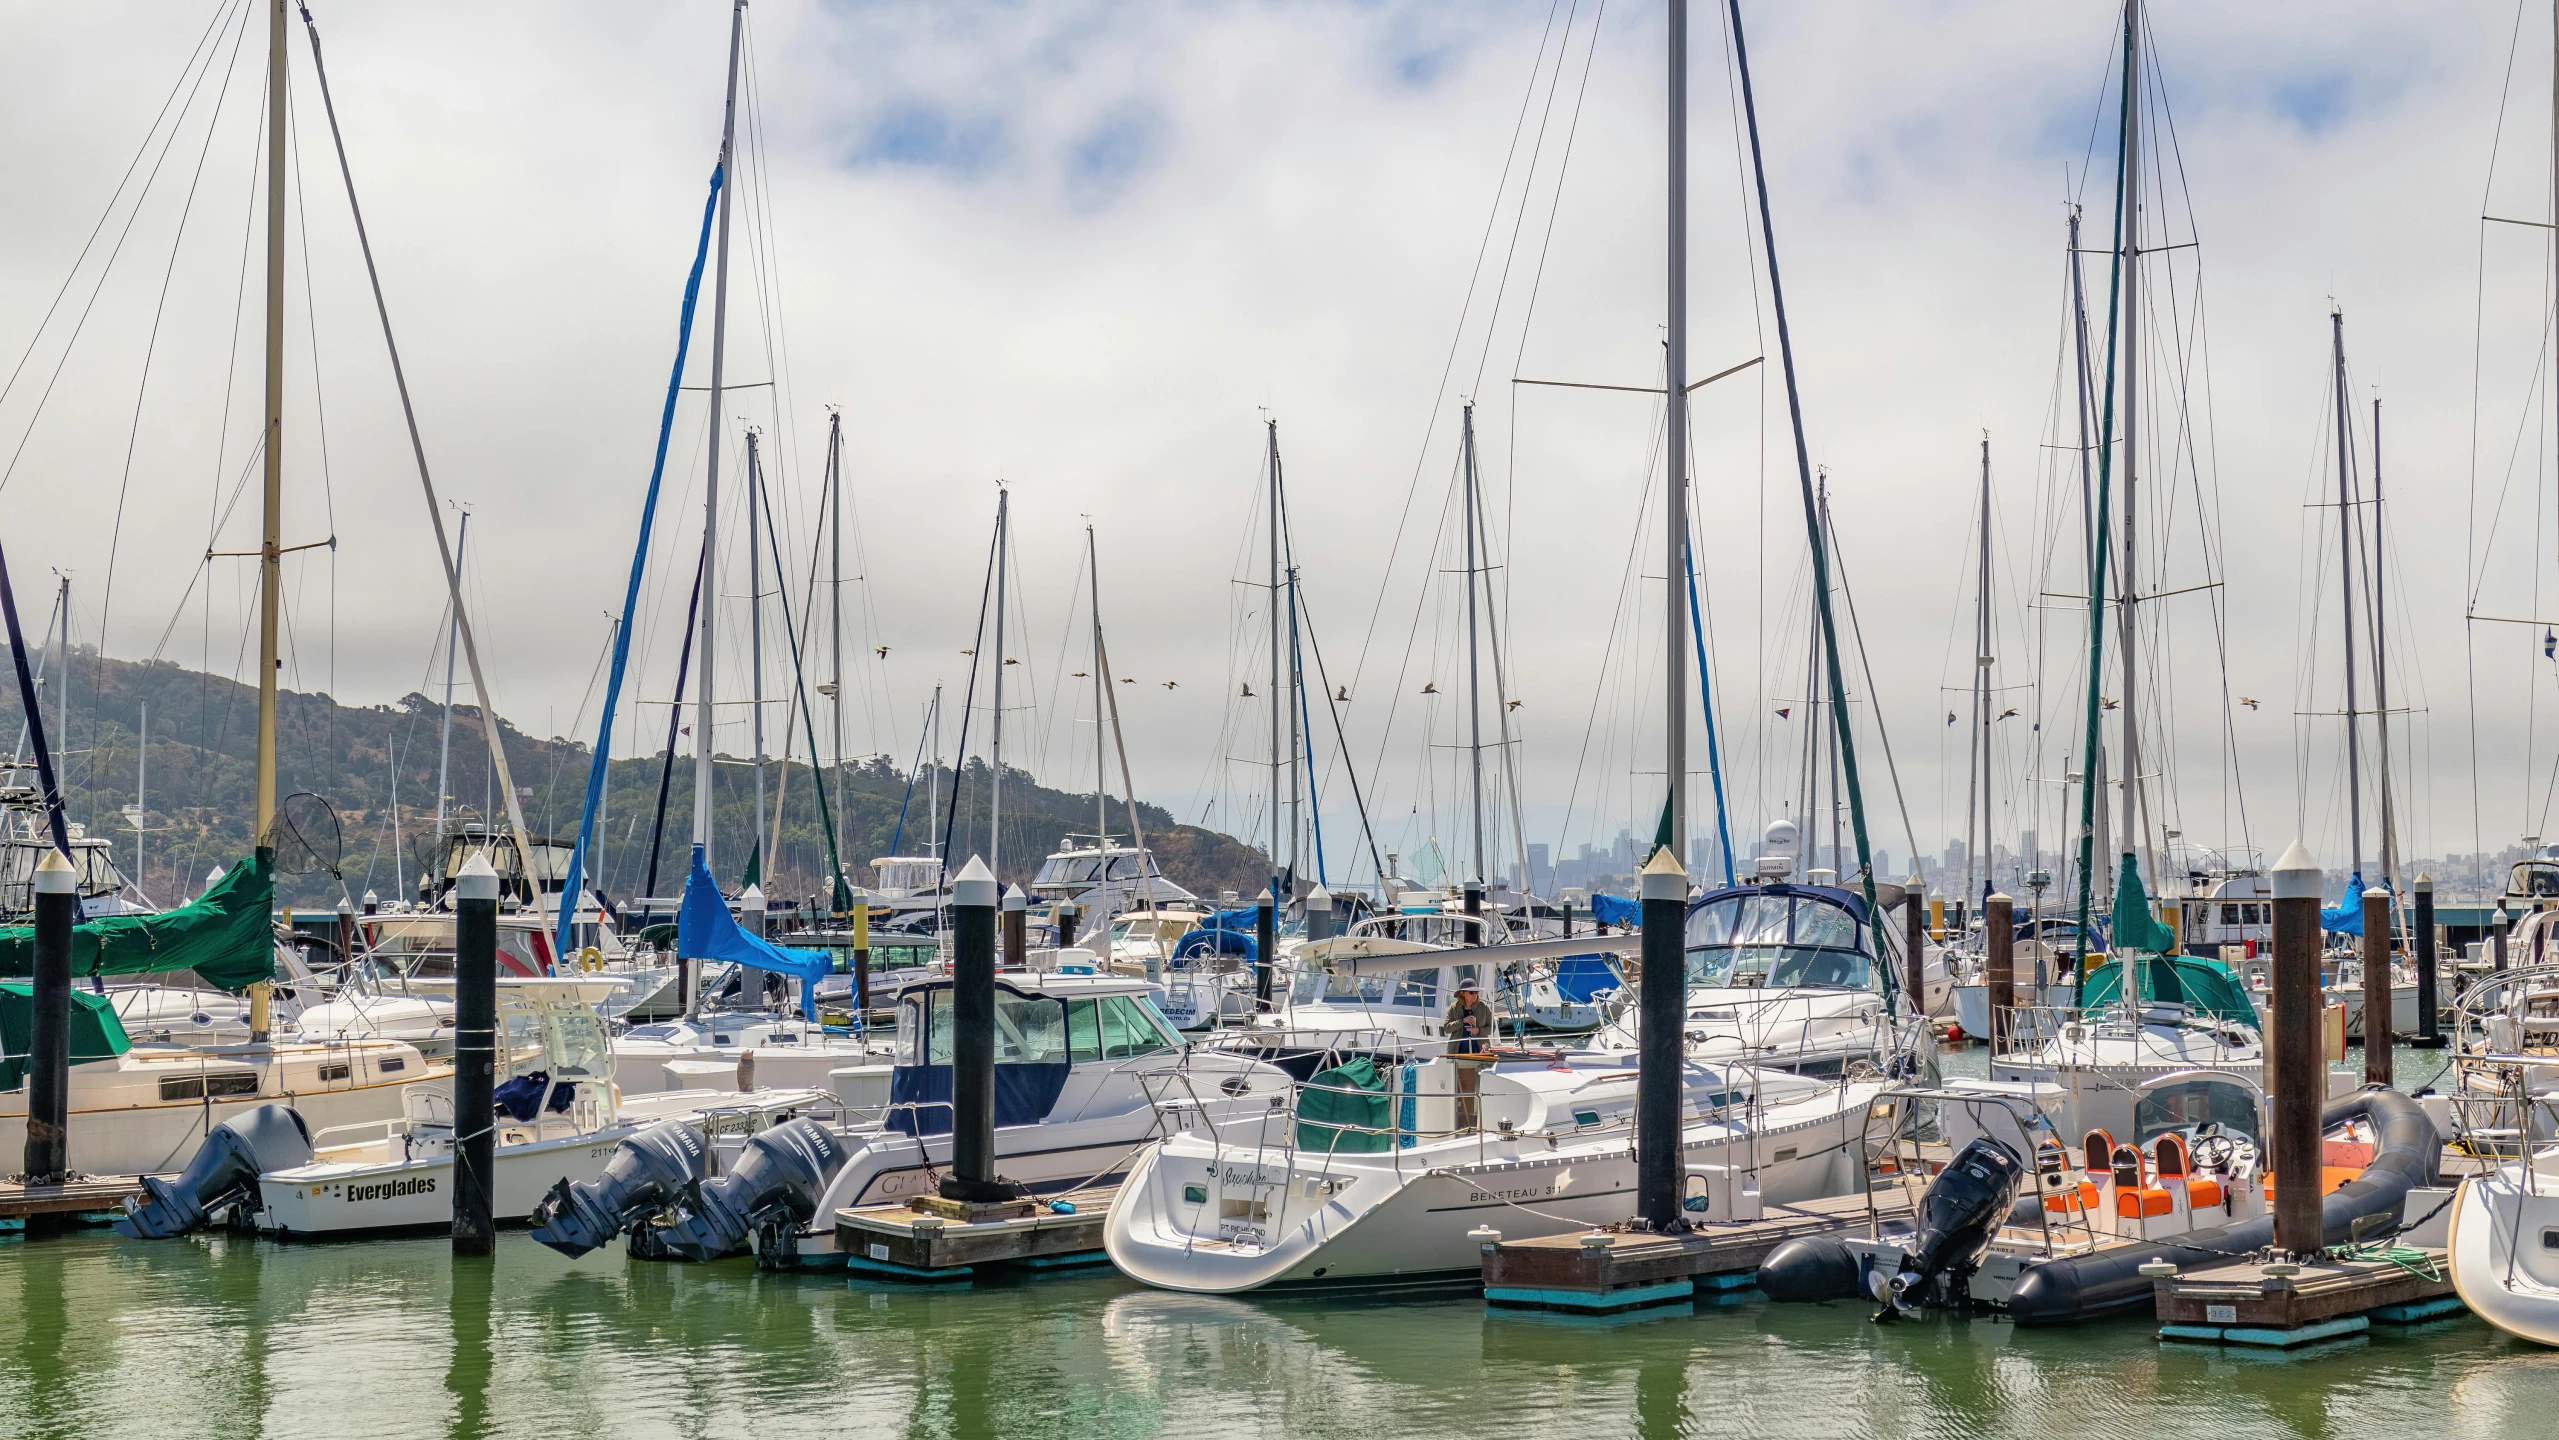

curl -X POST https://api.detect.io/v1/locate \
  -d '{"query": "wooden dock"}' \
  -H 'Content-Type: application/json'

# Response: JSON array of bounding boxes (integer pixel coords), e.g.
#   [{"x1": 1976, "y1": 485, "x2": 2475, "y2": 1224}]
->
[
  {"x1": 0, "y1": 1175, "x2": 145, "y2": 1233},
  {"x1": 2154, "y1": 1249, "x2": 2463, "y2": 1347},
  {"x1": 765, "y1": 1186, "x2": 1119, "y2": 1279},
  {"x1": 1482, "y1": 1189, "x2": 1918, "y2": 1314}
]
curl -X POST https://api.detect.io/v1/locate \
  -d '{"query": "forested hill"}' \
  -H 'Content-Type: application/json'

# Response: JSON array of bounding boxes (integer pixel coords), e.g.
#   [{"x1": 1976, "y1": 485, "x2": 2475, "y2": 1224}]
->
[{"x1": 3, "y1": 649, "x2": 1272, "y2": 906}]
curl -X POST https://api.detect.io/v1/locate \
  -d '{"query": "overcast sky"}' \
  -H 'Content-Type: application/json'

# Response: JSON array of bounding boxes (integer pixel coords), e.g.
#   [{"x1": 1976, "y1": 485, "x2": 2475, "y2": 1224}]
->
[{"x1": 4, "y1": 0, "x2": 2554, "y2": 889}]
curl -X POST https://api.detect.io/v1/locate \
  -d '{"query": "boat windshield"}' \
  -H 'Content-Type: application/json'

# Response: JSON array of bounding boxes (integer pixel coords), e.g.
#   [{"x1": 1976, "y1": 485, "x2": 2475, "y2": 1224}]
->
[
  {"x1": 2512, "y1": 861, "x2": 2559, "y2": 899},
  {"x1": 1683, "y1": 892, "x2": 1875, "y2": 991},
  {"x1": 2132, "y1": 1076, "x2": 2262, "y2": 1147}
]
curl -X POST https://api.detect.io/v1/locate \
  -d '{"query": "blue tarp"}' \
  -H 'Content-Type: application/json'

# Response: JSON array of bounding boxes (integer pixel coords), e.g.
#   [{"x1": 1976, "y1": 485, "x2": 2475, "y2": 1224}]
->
[
  {"x1": 1589, "y1": 893, "x2": 1640, "y2": 928},
  {"x1": 2321, "y1": 874, "x2": 2376, "y2": 937},
  {"x1": 675, "y1": 845, "x2": 830, "y2": 1019},
  {"x1": 492, "y1": 1071, "x2": 576, "y2": 1123},
  {"x1": 1174, "y1": 926, "x2": 1256, "y2": 963},
  {"x1": 883, "y1": 1061, "x2": 1071, "y2": 1137},
  {"x1": 1550, "y1": 955, "x2": 1622, "y2": 1004}
]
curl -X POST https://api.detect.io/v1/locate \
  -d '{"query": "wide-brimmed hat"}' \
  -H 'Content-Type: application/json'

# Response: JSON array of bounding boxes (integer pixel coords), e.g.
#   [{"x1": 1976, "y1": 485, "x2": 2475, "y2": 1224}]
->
[{"x1": 1455, "y1": 976, "x2": 1481, "y2": 992}]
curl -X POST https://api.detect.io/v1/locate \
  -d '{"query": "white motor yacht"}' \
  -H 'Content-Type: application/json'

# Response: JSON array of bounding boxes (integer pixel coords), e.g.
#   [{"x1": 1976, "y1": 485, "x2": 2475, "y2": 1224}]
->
[{"x1": 628, "y1": 972, "x2": 1297, "y2": 1263}]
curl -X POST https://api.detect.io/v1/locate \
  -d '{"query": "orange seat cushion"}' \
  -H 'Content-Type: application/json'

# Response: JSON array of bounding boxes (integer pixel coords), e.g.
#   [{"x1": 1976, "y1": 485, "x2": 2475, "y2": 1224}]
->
[
  {"x1": 2263, "y1": 1167, "x2": 2360, "y2": 1201},
  {"x1": 2185, "y1": 1179, "x2": 2224, "y2": 1208},
  {"x1": 2115, "y1": 1187, "x2": 2172, "y2": 1219},
  {"x1": 2045, "y1": 1181, "x2": 2099, "y2": 1214}
]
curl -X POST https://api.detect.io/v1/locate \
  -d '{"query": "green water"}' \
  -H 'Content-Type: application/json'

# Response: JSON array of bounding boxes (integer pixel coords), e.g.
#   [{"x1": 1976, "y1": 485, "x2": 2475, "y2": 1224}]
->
[
  {"x1": 0, "y1": 1227, "x2": 2549, "y2": 1440},
  {"x1": 0, "y1": 1043, "x2": 2526, "y2": 1439}
]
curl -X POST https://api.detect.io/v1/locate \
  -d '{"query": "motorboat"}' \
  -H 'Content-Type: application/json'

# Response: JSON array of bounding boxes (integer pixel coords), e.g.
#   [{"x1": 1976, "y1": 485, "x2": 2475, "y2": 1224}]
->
[
  {"x1": 595, "y1": 972, "x2": 1296, "y2": 1263},
  {"x1": 1763, "y1": 1072, "x2": 2437, "y2": 1323},
  {"x1": 1593, "y1": 879, "x2": 1924, "y2": 1077},
  {"x1": 114, "y1": 978, "x2": 828, "y2": 1239},
  {"x1": 611, "y1": 1006, "x2": 895, "y2": 1095},
  {"x1": 1106, "y1": 1038, "x2": 1894, "y2": 1292},
  {"x1": 0, "y1": 981, "x2": 441, "y2": 1178},
  {"x1": 1029, "y1": 838, "x2": 1196, "y2": 913},
  {"x1": 1982, "y1": 952, "x2": 2263, "y2": 1147}
]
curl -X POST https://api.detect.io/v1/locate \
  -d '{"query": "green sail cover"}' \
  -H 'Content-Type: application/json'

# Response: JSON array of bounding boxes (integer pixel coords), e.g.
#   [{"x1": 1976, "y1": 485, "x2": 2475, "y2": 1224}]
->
[
  {"x1": 1295, "y1": 1055, "x2": 1394, "y2": 1154},
  {"x1": 0, "y1": 853, "x2": 275, "y2": 992},
  {"x1": 0, "y1": 982, "x2": 132, "y2": 1091},
  {"x1": 2078, "y1": 953, "x2": 2258, "y2": 1028},
  {"x1": 2108, "y1": 854, "x2": 2178, "y2": 956}
]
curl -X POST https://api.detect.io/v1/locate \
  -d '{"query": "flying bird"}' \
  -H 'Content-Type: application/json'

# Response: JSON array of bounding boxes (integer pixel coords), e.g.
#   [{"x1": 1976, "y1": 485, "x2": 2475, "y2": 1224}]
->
[
  {"x1": 1161, "y1": 681, "x2": 1178, "y2": 690},
  {"x1": 1121, "y1": 677, "x2": 1135, "y2": 684},
  {"x1": 1004, "y1": 657, "x2": 1020, "y2": 665},
  {"x1": 1335, "y1": 686, "x2": 1350, "y2": 701},
  {"x1": 961, "y1": 648, "x2": 975, "y2": 657},
  {"x1": 875, "y1": 645, "x2": 890, "y2": 658},
  {"x1": 1421, "y1": 682, "x2": 1440, "y2": 695},
  {"x1": 2240, "y1": 696, "x2": 2260, "y2": 710},
  {"x1": 1241, "y1": 683, "x2": 1255, "y2": 697},
  {"x1": 1072, "y1": 671, "x2": 1088, "y2": 678},
  {"x1": 2101, "y1": 695, "x2": 2119, "y2": 711},
  {"x1": 1997, "y1": 708, "x2": 2018, "y2": 721},
  {"x1": 1507, "y1": 699, "x2": 1522, "y2": 711}
]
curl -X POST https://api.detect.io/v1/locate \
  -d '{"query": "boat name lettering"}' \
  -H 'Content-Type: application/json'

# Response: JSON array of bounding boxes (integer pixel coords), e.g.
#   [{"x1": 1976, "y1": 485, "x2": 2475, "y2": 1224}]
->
[{"x1": 344, "y1": 1176, "x2": 437, "y2": 1203}]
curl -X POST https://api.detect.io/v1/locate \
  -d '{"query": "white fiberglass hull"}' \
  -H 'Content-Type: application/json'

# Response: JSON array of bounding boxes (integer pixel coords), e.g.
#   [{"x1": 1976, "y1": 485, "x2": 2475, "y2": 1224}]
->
[
  {"x1": 2449, "y1": 1158, "x2": 2559, "y2": 1347},
  {"x1": 1951, "y1": 984, "x2": 2060, "y2": 1042},
  {"x1": 0, "y1": 1046, "x2": 438, "y2": 1177},
  {"x1": 1107, "y1": 1087, "x2": 1883, "y2": 1293}
]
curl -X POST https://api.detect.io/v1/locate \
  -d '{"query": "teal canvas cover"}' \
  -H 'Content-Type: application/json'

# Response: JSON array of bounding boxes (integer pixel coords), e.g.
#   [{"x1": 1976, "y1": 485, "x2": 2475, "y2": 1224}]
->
[
  {"x1": 0, "y1": 981, "x2": 132, "y2": 1091},
  {"x1": 2079, "y1": 954, "x2": 2258, "y2": 1027},
  {"x1": 1295, "y1": 1055, "x2": 1393, "y2": 1154},
  {"x1": 2108, "y1": 854, "x2": 2178, "y2": 956},
  {"x1": 0, "y1": 853, "x2": 275, "y2": 992}
]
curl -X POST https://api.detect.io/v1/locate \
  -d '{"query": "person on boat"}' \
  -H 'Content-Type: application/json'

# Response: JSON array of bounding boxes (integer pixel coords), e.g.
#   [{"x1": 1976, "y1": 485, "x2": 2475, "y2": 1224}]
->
[{"x1": 1445, "y1": 976, "x2": 1495, "y2": 1131}]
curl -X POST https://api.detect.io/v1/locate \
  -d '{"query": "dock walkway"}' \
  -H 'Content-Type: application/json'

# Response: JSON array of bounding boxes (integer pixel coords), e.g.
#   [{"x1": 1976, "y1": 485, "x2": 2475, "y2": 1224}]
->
[{"x1": 1482, "y1": 1189, "x2": 1918, "y2": 1313}]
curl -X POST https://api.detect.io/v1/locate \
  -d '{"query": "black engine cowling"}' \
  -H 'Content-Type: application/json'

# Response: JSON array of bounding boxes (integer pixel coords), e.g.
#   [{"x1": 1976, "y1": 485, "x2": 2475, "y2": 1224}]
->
[
  {"x1": 114, "y1": 1104, "x2": 313, "y2": 1239},
  {"x1": 528, "y1": 1119, "x2": 710, "y2": 1259},
  {"x1": 1874, "y1": 1135, "x2": 2026, "y2": 1319},
  {"x1": 651, "y1": 1118, "x2": 846, "y2": 1262}
]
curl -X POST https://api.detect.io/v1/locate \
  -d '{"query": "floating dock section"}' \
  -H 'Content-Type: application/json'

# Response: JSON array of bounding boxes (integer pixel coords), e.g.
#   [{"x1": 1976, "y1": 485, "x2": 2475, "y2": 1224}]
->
[
  {"x1": 1481, "y1": 1190, "x2": 1918, "y2": 1314},
  {"x1": 768, "y1": 1188, "x2": 1118, "y2": 1280},
  {"x1": 2154, "y1": 1250, "x2": 2464, "y2": 1347},
  {"x1": 0, "y1": 1175, "x2": 146, "y2": 1236}
]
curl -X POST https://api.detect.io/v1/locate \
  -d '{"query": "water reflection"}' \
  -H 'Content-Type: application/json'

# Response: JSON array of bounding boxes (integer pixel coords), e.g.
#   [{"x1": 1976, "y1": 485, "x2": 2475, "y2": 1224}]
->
[{"x1": 0, "y1": 1231, "x2": 2548, "y2": 1439}]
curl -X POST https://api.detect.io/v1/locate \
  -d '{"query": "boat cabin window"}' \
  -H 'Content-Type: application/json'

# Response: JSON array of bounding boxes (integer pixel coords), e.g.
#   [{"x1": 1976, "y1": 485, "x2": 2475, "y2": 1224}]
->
[
  {"x1": 996, "y1": 990, "x2": 1068, "y2": 1064},
  {"x1": 2132, "y1": 1078, "x2": 2261, "y2": 1148},
  {"x1": 2516, "y1": 862, "x2": 2559, "y2": 899},
  {"x1": 895, "y1": 990, "x2": 958, "y2": 1067},
  {"x1": 159, "y1": 1072, "x2": 259, "y2": 1102},
  {"x1": 1391, "y1": 968, "x2": 1439, "y2": 1009},
  {"x1": 1683, "y1": 893, "x2": 1875, "y2": 991}
]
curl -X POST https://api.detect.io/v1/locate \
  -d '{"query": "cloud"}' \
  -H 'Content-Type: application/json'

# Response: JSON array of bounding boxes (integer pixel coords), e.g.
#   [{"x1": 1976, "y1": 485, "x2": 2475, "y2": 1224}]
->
[{"x1": 0, "y1": 0, "x2": 2526, "y2": 886}]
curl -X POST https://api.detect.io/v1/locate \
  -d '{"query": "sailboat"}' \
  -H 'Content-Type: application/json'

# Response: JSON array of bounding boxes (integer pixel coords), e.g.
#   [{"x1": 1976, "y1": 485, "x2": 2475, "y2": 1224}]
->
[
  {"x1": 1967, "y1": 0, "x2": 2262, "y2": 1145},
  {"x1": 1106, "y1": 0, "x2": 1899, "y2": 1291}
]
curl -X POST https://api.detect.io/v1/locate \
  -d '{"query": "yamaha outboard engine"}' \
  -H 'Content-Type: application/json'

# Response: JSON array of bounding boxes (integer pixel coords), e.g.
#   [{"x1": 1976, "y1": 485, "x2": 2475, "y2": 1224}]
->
[
  {"x1": 528, "y1": 1119, "x2": 709, "y2": 1259},
  {"x1": 652, "y1": 1118, "x2": 846, "y2": 1263},
  {"x1": 1874, "y1": 1135, "x2": 2026, "y2": 1320},
  {"x1": 115, "y1": 1104, "x2": 313, "y2": 1239}
]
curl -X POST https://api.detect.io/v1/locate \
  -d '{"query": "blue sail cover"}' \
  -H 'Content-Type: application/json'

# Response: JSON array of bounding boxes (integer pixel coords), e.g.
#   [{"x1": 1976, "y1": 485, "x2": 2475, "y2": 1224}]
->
[
  {"x1": 2320, "y1": 874, "x2": 2371, "y2": 937},
  {"x1": 1589, "y1": 893, "x2": 1640, "y2": 928},
  {"x1": 675, "y1": 846, "x2": 829, "y2": 1019}
]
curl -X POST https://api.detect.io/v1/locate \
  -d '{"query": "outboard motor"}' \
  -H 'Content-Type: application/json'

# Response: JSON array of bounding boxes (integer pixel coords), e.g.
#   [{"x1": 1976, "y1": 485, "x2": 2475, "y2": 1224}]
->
[
  {"x1": 651, "y1": 1118, "x2": 846, "y2": 1263},
  {"x1": 114, "y1": 1104, "x2": 312, "y2": 1239},
  {"x1": 528, "y1": 1119, "x2": 709, "y2": 1259},
  {"x1": 1873, "y1": 1136, "x2": 2026, "y2": 1320}
]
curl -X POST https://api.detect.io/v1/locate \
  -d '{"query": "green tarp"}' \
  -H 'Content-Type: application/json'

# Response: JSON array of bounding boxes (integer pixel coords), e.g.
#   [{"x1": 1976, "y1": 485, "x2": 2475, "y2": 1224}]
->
[
  {"x1": 0, "y1": 982, "x2": 132, "y2": 1091},
  {"x1": 1295, "y1": 1055, "x2": 1394, "y2": 1154},
  {"x1": 2080, "y1": 953, "x2": 2259, "y2": 1028},
  {"x1": 0, "y1": 853, "x2": 275, "y2": 992}
]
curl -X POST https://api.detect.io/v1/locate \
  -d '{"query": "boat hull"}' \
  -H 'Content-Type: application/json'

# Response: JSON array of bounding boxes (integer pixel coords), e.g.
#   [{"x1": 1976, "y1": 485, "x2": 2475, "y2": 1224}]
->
[{"x1": 2449, "y1": 1162, "x2": 2559, "y2": 1347}]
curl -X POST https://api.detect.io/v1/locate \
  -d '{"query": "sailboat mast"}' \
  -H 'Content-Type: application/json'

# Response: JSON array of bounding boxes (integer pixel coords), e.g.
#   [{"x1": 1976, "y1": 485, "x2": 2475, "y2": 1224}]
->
[
  {"x1": 748, "y1": 429, "x2": 767, "y2": 872},
  {"x1": 1663, "y1": 0, "x2": 1689, "y2": 868},
  {"x1": 1266, "y1": 420, "x2": 1282, "y2": 895},
  {"x1": 692, "y1": 0, "x2": 743, "y2": 865},
  {"x1": 1972, "y1": 437, "x2": 1992, "y2": 907},
  {"x1": 991, "y1": 487, "x2": 1008, "y2": 878},
  {"x1": 2069, "y1": 206, "x2": 2098, "y2": 580},
  {"x1": 435, "y1": 512, "x2": 469, "y2": 839},
  {"x1": 1462, "y1": 403, "x2": 1487, "y2": 886},
  {"x1": 827, "y1": 410, "x2": 846, "y2": 897},
  {"x1": 2332, "y1": 308, "x2": 2365, "y2": 881},
  {"x1": 2372, "y1": 394, "x2": 2397, "y2": 894},
  {"x1": 927, "y1": 685, "x2": 941, "y2": 859},
  {"x1": 2116, "y1": 0, "x2": 2143, "y2": 880},
  {"x1": 256, "y1": 0, "x2": 285, "y2": 846},
  {"x1": 1090, "y1": 523, "x2": 1110, "y2": 927}
]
